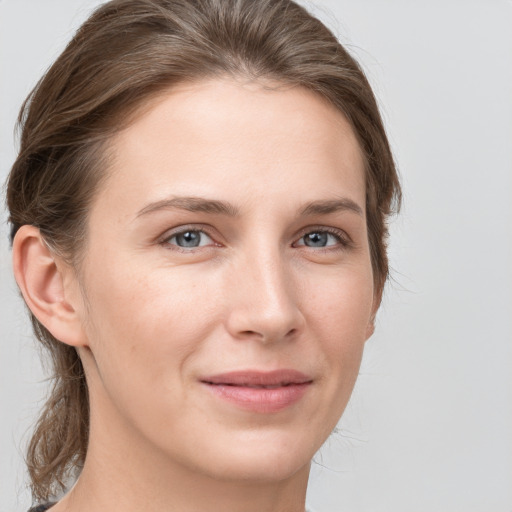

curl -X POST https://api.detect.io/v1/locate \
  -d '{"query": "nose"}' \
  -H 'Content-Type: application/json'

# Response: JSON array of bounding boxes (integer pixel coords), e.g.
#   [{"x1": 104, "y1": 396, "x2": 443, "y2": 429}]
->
[{"x1": 225, "y1": 250, "x2": 305, "y2": 344}]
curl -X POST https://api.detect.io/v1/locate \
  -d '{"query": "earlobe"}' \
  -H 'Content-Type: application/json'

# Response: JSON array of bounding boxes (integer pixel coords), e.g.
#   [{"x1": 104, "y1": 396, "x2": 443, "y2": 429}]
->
[
  {"x1": 365, "y1": 317, "x2": 376, "y2": 340},
  {"x1": 365, "y1": 288, "x2": 382, "y2": 340},
  {"x1": 12, "y1": 225, "x2": 87, "y2": 347}
]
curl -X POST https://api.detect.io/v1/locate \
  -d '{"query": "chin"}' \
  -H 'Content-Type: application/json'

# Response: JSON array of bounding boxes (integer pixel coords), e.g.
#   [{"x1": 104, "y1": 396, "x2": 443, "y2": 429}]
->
[
  {"x1": 183, "y1": 427, "x2": 318, "y2": 483},
  {"x1": 205, "y1": 453, "x2": 311, "y2": 484}
]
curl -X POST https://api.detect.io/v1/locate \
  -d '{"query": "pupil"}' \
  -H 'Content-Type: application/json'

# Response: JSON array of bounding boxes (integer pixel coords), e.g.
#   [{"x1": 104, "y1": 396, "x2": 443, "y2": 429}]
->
[
  {"x1": 177, "y1": 231, "x2": 200, "y2": 247},
  {"x1": 305, "y1": 232, "x2": 327, "y2": 247}
]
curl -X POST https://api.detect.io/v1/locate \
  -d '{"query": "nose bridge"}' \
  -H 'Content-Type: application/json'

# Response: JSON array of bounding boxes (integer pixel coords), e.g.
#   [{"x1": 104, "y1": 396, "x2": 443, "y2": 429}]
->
[
  {"x1": 227, "y1": 241, "x2": 303, "y2": 342},
  {"x1": 249, "y1": 248, "x2": 291, "y2": 309}
]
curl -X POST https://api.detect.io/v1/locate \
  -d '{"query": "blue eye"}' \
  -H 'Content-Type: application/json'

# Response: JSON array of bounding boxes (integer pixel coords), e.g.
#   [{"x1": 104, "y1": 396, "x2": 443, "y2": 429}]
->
[
  {"x1": 296, "y1": 230, "x2": 343, "y2": 248},
  {"x1": 166, "y1": 230, "x2": 213, "y2": 248}
]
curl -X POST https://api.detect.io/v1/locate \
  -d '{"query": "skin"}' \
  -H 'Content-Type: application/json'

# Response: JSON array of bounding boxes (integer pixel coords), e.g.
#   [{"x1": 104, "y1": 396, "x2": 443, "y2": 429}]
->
[{"x1": 14, "y1": 79, "x2": 377, "y2": 512}]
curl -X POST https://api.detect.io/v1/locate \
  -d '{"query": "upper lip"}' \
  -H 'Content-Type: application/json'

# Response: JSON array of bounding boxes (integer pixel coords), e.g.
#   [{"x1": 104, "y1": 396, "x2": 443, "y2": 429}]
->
[{"x1": 201, "y1": 369, "x2": 313, "y2": 387}]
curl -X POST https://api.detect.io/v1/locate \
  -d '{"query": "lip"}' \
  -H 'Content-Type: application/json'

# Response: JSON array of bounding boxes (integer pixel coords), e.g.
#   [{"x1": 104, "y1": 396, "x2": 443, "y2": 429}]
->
[{"x1": 200, "y1": 369, "x2": 313, "y2": 413}]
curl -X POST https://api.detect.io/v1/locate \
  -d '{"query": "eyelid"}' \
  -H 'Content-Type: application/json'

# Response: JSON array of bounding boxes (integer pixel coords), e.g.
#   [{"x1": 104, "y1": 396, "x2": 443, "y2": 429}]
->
[{"x1": 158, "y1": 224, "x2": 221, "y2": 249}]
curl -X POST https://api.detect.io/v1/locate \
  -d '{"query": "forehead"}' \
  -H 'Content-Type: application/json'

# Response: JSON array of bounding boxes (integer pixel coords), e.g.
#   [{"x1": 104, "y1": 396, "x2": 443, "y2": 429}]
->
[{"x1": 93, "y1": 78, "x2": 366, "y2": 219}]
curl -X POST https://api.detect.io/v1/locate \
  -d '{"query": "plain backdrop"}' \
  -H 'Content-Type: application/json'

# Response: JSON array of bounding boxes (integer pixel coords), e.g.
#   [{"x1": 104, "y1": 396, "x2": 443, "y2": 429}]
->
[{"x1": 1, "y1": 1, "x2": 511, "y2": 511}]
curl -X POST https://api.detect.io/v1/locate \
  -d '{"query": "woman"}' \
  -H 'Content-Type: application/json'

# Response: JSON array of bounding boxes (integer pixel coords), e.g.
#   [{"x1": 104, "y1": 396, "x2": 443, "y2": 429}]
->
[{"x1": 7, "y1": 0, "x2": 401, "y2": 511}]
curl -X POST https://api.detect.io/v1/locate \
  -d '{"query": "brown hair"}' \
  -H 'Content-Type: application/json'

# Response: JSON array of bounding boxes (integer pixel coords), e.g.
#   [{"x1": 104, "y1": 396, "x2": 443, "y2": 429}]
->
[{"x1": 6, "y1": 0, "x2": 401, "y2": 502}]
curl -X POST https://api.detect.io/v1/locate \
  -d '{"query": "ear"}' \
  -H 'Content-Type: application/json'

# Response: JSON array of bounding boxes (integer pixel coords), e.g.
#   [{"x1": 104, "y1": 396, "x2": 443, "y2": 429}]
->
[
  {"x1": 365, "y1": 317, "x2": 375, "y2": 340},
  {"x1": 12, "y1": 225, "x2": 88, "y2": 347},
  {"x1": 365, "y1": 286, "x2": 382, "y2": 340}
]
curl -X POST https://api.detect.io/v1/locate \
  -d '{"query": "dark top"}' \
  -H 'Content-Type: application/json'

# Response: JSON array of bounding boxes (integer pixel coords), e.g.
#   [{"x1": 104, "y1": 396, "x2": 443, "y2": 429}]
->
[{"x1": 28, "y1": 504, "x2": 55, "y2": 512}]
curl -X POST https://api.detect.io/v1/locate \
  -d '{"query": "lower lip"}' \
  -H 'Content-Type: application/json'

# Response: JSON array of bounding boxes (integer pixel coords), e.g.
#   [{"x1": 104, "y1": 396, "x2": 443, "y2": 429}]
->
[{"x1": 202, "y1": 382, "x2": 311, "y2": 413}]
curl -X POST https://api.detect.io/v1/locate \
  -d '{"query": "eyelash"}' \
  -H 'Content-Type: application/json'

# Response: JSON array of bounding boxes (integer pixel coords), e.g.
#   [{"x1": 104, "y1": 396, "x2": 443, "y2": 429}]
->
[
  {"x1": 293, "y1": 226, "x2": 352, "y2": 251},
  {"x1": 159, "y1": 225, "x2": 352, "y2": 252},
  {"x1": 159, "y1": 224, "x2": 220, "y2": 253}
]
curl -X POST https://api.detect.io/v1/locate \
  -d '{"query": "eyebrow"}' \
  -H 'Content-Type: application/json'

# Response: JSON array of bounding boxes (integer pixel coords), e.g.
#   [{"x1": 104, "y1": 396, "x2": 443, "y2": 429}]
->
[
  {"x1": 299, "y1": 198, "x2": 364, "y2": 217},
  {"x1": 136, "y1": 196, "x2": 240, "y2": 218},
  {"x1": 135, "y1": 196, "x2": 363, "y2": 219}
]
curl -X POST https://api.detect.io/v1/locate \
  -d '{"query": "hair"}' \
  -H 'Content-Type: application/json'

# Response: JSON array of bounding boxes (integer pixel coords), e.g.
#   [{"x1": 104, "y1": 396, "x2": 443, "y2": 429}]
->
[{"x1": 6, "y1": 0, "x2": 401, "y2": 503}]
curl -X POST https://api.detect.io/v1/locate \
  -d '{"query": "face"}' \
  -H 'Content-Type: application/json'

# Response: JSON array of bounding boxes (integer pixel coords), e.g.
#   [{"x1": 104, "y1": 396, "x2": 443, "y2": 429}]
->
[{"x1": 73, "y1": 79, "x2": 376, "y2": 483}]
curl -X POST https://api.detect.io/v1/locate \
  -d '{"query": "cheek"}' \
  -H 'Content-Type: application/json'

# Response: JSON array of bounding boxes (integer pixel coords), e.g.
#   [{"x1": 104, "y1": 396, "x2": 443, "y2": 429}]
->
[
  {"x1": 102, "y1": 278, "x2": 202, "y2": 335},
  {"x1": 77, "y1": 266, "x2": 221, "y2": 449},
  {"x1": 79, "y1": 260, "x2": 217, "y2": 395},
  {"x1": 305, "y1": 265, "x2": 374, "y2": 386},
  {"x1": 288, "y1": 266, "x2": 373, "y2": 442},
  {"x1": 306, "y1": 263, "x2": 374, "y2": 339}
]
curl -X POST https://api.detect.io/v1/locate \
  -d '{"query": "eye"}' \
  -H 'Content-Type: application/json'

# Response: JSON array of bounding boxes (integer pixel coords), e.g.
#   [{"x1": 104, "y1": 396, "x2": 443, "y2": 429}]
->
[
  {"x1": 165, "y1": 229, "x2": 214, "y2": 249},
  {"x1": 294, "y1": 229, "x2": 347, "y2": 249}
]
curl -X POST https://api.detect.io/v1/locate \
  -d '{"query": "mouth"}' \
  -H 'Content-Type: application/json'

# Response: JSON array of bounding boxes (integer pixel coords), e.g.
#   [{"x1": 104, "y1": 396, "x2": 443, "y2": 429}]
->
[
  {"x1": 201, "y1": 369, "x2": 313, "y2": 387},
  {"x1": 200, "y1": 369, "x2": 313, "y2": 413}
]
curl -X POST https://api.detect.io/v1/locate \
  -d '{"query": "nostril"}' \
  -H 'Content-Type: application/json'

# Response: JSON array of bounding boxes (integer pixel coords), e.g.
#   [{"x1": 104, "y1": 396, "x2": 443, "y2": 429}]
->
[{"x1": 240, "y1": 330, "x2": 259, "y2": 337}]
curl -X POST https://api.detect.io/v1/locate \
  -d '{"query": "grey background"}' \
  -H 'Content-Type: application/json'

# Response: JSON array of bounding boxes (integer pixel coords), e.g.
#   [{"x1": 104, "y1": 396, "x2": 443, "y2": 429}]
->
[{"x1": 1, "y1": 1, "x2": 511, "y2": 511}]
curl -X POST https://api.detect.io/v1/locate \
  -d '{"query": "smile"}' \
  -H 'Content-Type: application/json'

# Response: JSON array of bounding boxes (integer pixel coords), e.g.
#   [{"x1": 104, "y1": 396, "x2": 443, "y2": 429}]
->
[{"x1": 200, "y1": 370, "x2": 313, "y2": 413}]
